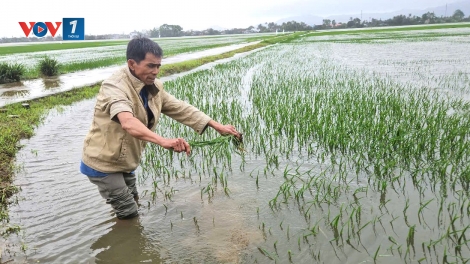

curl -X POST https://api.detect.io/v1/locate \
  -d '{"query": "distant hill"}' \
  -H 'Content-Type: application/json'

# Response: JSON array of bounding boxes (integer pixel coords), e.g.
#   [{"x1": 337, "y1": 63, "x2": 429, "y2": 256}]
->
[
  {"x1": 277, "y1": 1, "x2": 470, "y2": 25},
  {"x1": 425, "y1": 1, "x2": 470, "y2": 17}
]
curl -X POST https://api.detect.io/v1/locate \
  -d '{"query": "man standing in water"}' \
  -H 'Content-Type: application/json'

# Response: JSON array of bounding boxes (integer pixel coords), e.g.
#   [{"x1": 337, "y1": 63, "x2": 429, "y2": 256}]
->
[{"x1": 80, "y1": 37, "x2": 242, "y2": 219}]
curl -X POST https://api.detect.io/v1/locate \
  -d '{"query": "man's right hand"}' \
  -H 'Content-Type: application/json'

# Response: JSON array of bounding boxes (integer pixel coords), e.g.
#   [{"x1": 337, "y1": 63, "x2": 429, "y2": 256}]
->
[
  {"x1": 160, "y1": 138, "x2": 191, "y2": 156},
  {"x1": 117, "y1": 112, "x2": 191, "y2": 156}
]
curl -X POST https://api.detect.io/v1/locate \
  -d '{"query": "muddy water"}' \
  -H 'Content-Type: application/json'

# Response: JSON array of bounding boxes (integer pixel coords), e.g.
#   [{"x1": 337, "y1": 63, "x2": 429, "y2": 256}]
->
[
  {"x1": 3, "y1": 100, "x2": 246, "y2": 263},
  {"x1": 0, "y1": 42, "x2": 259, "y2": 107},
  {"x1": 2, "y1": 49, "x2": 275, "y2": 264},
  {"x1": 3, "y1": 98, "x2": 268, "y2": 263}
]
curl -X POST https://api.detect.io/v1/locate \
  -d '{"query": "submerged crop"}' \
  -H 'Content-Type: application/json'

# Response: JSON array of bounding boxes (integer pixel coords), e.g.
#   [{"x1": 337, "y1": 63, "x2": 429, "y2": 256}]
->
[{"x1": 139, "y1": 28, "x2": 470, "y2": 263}]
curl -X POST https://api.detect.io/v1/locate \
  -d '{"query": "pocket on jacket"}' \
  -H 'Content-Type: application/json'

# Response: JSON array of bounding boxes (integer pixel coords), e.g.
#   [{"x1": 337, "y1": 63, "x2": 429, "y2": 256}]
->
[{"x1": 116, "y1": 138, "x2": 128, "y2": 161}]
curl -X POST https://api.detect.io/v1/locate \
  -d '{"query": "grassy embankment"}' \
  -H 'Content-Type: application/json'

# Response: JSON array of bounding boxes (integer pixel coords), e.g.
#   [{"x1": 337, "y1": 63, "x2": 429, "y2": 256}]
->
[{"x1": 0, "y1": 33, "x2": 302, "y2": 229}]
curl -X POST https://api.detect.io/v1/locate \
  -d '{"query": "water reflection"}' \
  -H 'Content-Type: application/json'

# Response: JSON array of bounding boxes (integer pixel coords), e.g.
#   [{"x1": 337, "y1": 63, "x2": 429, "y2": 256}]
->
[
  {"x1": 42, "y1": 77, "x2": 62, "y2": 89},
  {"x1": 91, "y1": 217, "x2": 161, "y2": 264},
  {"x1": 1, "y1": 81, "x2": 25, "y2": 88},
  {"x1": 1, "y1": 89, "x2": 30, "y2": 97}
]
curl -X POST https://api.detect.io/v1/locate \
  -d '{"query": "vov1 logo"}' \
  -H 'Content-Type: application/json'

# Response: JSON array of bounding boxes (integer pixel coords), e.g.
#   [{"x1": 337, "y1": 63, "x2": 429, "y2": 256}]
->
[
  {"x1": 18, "y1": 18, "x2": 85, "y2": 40},
  {"x1": 18, "y1": 22, "x2": 62, "y2": 38},
  {"x1": 62, "y1": 18, "x2": 85, "y2": 40}
]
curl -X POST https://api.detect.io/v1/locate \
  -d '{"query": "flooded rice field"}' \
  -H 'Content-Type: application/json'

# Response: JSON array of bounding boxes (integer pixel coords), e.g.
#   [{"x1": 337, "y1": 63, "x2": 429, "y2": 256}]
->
[
  {"x1": 303, "y1": 27, "x2": 470, "y2": 43},
  {"x1": 3, "y1": 28, "x2": 470, "y2": 263},
  {"x1": 0, "y1": 34, "x2": 271, "y2": 68},
  {"x1": 0, "y1": 41, "x2": 260, "y2": 107}
]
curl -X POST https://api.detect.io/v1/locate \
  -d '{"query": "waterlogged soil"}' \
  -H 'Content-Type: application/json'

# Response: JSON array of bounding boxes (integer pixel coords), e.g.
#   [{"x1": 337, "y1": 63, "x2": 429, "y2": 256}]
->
[{"x1": 0, "y1": 42, "x2": 259, "y2": 107}]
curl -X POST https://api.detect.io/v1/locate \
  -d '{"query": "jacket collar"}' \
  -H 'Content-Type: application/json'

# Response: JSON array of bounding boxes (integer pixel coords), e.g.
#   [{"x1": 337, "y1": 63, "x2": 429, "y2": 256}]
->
[{"x1": 125, "y1": 67, "x2": 159, "y2": 97}]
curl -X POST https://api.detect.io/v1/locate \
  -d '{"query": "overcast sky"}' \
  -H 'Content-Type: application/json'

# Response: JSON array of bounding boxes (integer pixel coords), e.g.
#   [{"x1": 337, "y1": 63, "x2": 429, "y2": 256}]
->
[{"x1": 0, "y1": 0, "x2": 463, "y2": 38}]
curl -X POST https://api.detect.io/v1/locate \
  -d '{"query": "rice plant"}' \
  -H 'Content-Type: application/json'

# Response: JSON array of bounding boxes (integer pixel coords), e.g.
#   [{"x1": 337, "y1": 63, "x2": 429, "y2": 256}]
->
[
  {"x1": 37, "y1": 55, "x2": 60, "y2": 76},
  {"x1": 0, "y1": 62, "x2": 24, "y2": 83}
]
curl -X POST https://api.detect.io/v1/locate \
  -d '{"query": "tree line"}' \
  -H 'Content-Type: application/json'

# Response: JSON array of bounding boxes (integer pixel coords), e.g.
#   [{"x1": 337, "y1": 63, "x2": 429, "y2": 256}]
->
[
  {"x1": 317, "y1": 9, "x2": 468, "y2": 29},
  {"x1": 145, "y1": 21, "x2": 313, "y2": 38},
  {"x1": 147, "y1": 9, "x2": 468, "y2": 37}
]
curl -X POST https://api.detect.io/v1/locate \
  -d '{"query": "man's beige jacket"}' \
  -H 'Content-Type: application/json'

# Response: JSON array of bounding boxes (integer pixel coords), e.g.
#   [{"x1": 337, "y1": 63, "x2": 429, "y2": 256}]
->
[{"x1": 82, "y1": 67, "x2": 211, "y2": 173}]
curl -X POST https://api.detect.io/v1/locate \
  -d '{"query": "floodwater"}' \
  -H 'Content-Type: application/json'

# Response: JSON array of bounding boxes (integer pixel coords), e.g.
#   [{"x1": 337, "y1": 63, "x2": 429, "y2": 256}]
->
[
  {"x1": 3, "y1": 98, "x2": 266, "y2": 263},
  {"x1": 0, "y1": 42, "x2": 259, "y2": 107},
  {"x1": 1, "y1": 48, "x2": 275, "y2": 264}
]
